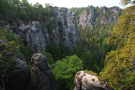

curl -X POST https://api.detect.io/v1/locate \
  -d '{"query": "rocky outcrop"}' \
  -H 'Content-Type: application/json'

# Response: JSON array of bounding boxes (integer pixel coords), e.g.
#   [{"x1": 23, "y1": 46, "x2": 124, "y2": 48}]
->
[
  {"x1": 74, "y1": 71, "x2": 106, "y2": 90},
  {"x1": 5, "y1": 54, "x2": 31, "y2": 90},
  {"x1": 79, "y1": 9, "x2": 94, "y2": 28},
  {"x1": 0, "y1": 39, "x2": 58, "y2": 90},
  {"x1": 18, "y1": 7, "x2": 79, "y2": 52},
  {"x1": 0, "y1": 39, "x2": 31, "y2": 90},
  {"x1": 19, "y1": 21, "x2": 50, "y2": 52},
  {"x1": 31, "y1": 53, "x2": 58, "y2": 90},
  {"x1": 100, "y1": 6, "x2": 120, "y2": 24},
  {"x1": 79, "y1": 6, "x2": 121, "y2": 29},
  {"x1": 53, "y1": 7, "x2": 79, "y2": 47}
]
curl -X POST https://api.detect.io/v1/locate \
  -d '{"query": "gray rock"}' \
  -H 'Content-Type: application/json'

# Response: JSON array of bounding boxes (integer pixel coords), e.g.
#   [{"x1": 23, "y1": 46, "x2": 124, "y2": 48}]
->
[
  {"x1": 6, "y1": 56, "x2": 31, "y2": 90},
  {"x1": 102, "y1": 6, "x2": 107, "y2": 15},
  {"x1": 19, "y1": 21, "x2": 50, "y2": 52},
  {"x1": 74, "y1": 71, "x2": 115, "y2": 90},
  {"x1": 100, "y1": 6, "x2": 120, "y2": 24},
  {"x1": 79, "y1": 6, "x2": 120, "y2": 27},
  {"x1": 18, "y1": 7, "x2": 79, "y2": 52},
  {"x1": 79, "y1": 9, "x2": 94, "y2": 28},
  {"x1": 31, "y1": 53, "x2": 58, "y2": 90},
  {"x1": 52, "y1": 7, "x2": 79, "y2": 48},
  {"x1": 0, "y1": 40, "x2": 31, "y2": 90},
  {"x1": 74, "y1": 71, "x2": 106, "y2": 90}
]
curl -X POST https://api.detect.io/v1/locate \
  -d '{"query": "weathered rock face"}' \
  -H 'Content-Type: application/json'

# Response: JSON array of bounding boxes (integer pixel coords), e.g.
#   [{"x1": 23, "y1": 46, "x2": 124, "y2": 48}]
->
[
  {"x1": 18, "y1": 7, "x2": 79, "y2": 52},
  {"x1": 31, "y1": 53, "x2": 58, "y2": 90},
  {"x1": 52, "y1": 7, "x2": 79, "y2": 47},
  {"x1": 74, "y1": 71, "x2": 106, "y2": 90},
  {"x1": 100, "y1": 6, "x2": 120, "y2": 24},
  {"x1": 19, "y1": 21, "x2": 50, "y2": 52},
  {"x1": 0, "y1": 39, "x2": 31, "y2": 90},
  {"x1": 79, "y1": 9, "x2": 94, "y2": 28},
  {"x1": 0, "y1": 39, "x2": 58, "y2": 90},
  {"x1": 5, "y1": 54, "x2": 31, "y2": 90},
  {"x1": 79, "y1": 6, "x2": 121, "y2": 29}
]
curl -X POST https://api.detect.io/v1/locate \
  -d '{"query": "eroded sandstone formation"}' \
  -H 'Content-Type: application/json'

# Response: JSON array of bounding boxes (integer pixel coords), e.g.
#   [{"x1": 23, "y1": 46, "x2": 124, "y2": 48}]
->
[
  {"x1": 18, "y1": 7, "x2": 79, "y2": 52},
  {"x1": 0, "y1": 39, "x2": 58, "y2": 90},
  {"x1": 79, "y1": 6, "x2": 121, "y2": 29},
  {"x1": 31, "y1": 53, "x2": 58, "y2": 90},
  {"x1": 79, "y1": 9, "x2": 94, "y2": 28},
  {"x1": 0, "y1": 39, "x2": 31, "y2": 90},
  {"x1": 74, "y1": 71, "x2": 106, "y2": 90}
]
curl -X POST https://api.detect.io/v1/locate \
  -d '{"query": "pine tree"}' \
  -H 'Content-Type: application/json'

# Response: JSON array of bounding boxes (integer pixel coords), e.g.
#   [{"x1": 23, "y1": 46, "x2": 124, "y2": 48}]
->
[{"x1": 100, "y1": 4, "x2": 135, "y2": 90}]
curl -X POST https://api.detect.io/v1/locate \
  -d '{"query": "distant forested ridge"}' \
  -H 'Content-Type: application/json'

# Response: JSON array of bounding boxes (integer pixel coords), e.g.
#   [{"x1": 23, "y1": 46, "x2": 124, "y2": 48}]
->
[{"x1": 70, "y1": 6, "x2": 122, "y2": 72}]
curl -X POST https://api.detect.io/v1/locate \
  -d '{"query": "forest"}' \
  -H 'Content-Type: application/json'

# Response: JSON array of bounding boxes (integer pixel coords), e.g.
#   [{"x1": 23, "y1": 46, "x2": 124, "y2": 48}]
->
[{"x1": 0, "y1": 0, "x2": 135, "y2": 90}]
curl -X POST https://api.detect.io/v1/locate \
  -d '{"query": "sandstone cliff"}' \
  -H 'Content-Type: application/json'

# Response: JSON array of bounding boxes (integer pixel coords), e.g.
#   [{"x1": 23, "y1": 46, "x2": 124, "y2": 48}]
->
[
  {"x1": 18, "y1": 7, "x2": 79, "y2": 52},
  {"x1": 0, "y1": 39, "x2": 58, "y2": 90},
  {"x1": 0, "y1": 39, "x2": 31, "y2": 90},
  {"x1": 31, "y1": 53, "x2": 58, "y2": 90},
  {"x1": 72, "y1": 6, "x2": 121, "y2": 29}
]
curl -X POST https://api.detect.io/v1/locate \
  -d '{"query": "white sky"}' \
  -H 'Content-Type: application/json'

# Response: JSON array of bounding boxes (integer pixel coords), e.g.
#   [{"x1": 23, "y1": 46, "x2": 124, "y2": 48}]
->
[{"x1": 28, "y1": 0, "x2": 127, "y2": 9}]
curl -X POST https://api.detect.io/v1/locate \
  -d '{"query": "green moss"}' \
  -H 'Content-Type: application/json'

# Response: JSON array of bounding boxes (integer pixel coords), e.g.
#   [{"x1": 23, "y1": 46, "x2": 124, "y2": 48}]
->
[{"x1": 85, "y1": 70, "x2": 102, "y2": 81}]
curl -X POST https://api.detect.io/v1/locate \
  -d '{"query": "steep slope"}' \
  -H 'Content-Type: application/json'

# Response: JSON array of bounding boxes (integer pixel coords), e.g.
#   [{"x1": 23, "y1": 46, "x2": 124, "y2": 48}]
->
[
  {"x1": 100, "y1": 5, "x2": 135, "y2": 89},
  {"x1": 0, "y1": 27, "x2": 58, "y2": 90},
  {"x1": 71, "y1": 6, "x2": 121, "y2": 26},
  {"x1": 18, "y1": 7, "x2": 79, "y2": 52},
  {"x1": 70, "y1": 6, "x2": 122, "y2": 72}
]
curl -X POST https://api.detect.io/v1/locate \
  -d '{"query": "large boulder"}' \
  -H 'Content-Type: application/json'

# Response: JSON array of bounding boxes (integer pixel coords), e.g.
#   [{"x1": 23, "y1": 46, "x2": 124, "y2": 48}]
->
[
  {"x1": 74, "y1": 71, "x2": 106, "y2": 90},
  {"x1": 52, "y1": 7, "x2": 80, "y2": 48},
  {"x1": 31, "y1": 53, "x2": 58, "y2": 90}
]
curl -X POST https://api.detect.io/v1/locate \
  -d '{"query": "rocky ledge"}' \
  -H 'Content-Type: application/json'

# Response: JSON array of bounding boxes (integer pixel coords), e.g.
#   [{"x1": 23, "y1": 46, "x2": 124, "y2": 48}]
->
[{"x1": 74, "y1": 71, "x2": 105, "y2": 90}]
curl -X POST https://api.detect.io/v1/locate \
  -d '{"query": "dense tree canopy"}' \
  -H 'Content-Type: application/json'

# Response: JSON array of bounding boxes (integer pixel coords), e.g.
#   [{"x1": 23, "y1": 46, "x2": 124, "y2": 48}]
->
[
  {"x1": 121, "y1": 0, "x2": 135, "y2": 5},
  {"x1": 100, "y1": 5, "x2": 135, "y2": 90},
  {"x1": 70, "y1": 6, "x2": 119, "y2": 72},
  {"x1": 52, "y1": 55, "x2": 83, "y2": 90}
]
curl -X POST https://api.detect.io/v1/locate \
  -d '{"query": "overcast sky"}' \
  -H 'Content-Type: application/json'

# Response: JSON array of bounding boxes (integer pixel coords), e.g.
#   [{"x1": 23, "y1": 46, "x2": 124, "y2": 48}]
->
[{"x1": 28, "y1": 0, "x2": 127, "y2": 9}]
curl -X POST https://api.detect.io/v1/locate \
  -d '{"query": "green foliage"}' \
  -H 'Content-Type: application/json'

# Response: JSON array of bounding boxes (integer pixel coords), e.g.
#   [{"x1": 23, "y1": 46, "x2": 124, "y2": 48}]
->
[
  {"x1": 0, "y1": 27, "x2": 32, "y2": 67},
  {"x1": 40, "y1": 51, "x2": 55, "y2": 65},
  {"x1": 100, "y1": 6, "x2": 135, "y2": 90},
  {"x1": 0, "y1": 0, "x2": 55, "y2": 31},
  {"x1": 52, "y1": 55, "x2": 83, "y2": 90},
  {"x1": 121, "y1": 0, "x2": 135, "y2": 6},
  {"x1": 0, "y1": 41, "x2": 19, "y2": 75},
  {"x1": 0, "y1": 26, "x2": 33, "y2": 87},
  {"x1": 47, "y1": 40, "x2": 71, "y2": 61},
  {"x1": 0, "y1": 41, "x2": 19, "y2": 88},
  {"x1": 85, "y1": 70, "x2": 102, "y2": 81},
  {"x1": 70, "y1": 24, "x2": 115, "y2": 73},
  {"x1": 70, "y1": 6, "x2": 121, "y2": 73}
]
